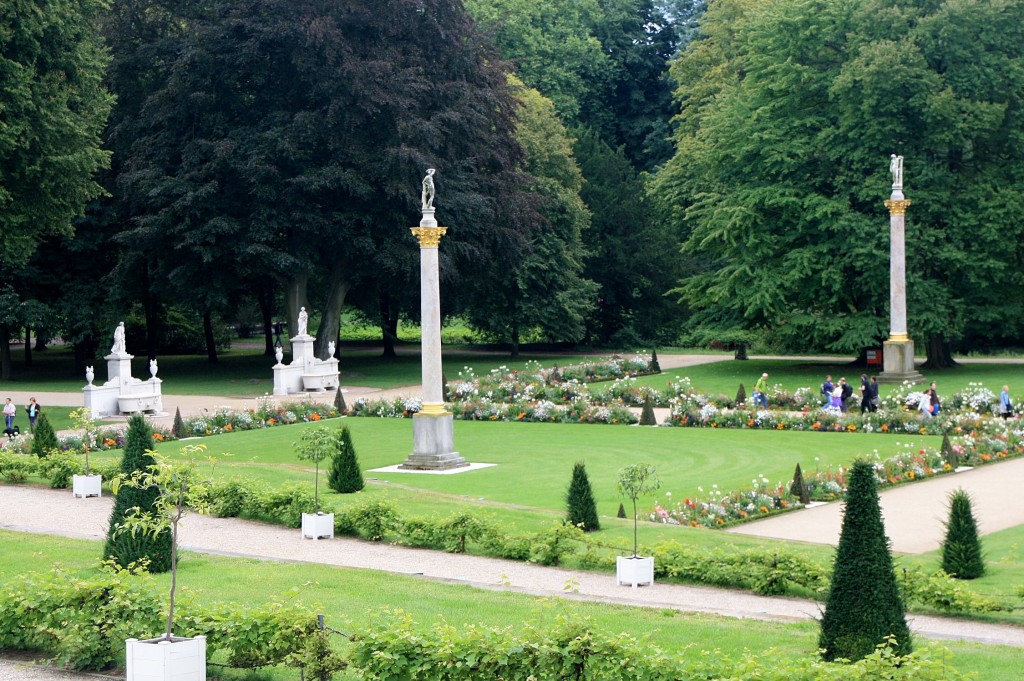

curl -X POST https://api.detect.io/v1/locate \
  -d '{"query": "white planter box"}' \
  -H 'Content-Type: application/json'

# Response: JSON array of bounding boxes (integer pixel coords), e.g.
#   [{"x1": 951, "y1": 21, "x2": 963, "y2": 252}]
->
[
  {"x1": 72, "y1": 474, "x2": 103, "y2": 498},
  {"x1": 616, "y1": 555, "x2": 654, "y2": 588},
  {"x1": 301, "y1": 512, "x2": 334, "y2": 540},
  {"x1": 126, "y1": 635, "x2": 206, "y2": 681}
]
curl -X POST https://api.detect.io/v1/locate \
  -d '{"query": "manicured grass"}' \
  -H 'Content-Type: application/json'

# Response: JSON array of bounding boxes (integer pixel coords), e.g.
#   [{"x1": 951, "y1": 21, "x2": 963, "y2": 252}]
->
[
  {"x1": 166, "y1": 418, "x2": 942, "y2": 520},
  {"x1": 632, "y1": 358, "x2": 1024, "y2": 398},
  {"x1": 0, "y1": 530, "x2": 1017, "y2": 681}
]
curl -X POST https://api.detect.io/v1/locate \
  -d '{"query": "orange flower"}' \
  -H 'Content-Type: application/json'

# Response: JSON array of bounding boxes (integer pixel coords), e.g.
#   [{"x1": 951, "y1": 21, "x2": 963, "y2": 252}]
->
[
  {"x1": 880, "y1": 424, "x2": 889, "y2": 432},
  {"x1": 267, "y1": 417, "x2": 277, "y2": 425},
  {"x1": 104, "y1": 438, "x2": 116, "y2": 447},
  {"x1": 310, "y1": 413, "x2": 321, "y2": 421},
  {"x1": 153, "y1": 433, "x2": 164, "y2": 442},
  {"x1": 224, "y1": 423, "x2": 234, "y2": 430}
]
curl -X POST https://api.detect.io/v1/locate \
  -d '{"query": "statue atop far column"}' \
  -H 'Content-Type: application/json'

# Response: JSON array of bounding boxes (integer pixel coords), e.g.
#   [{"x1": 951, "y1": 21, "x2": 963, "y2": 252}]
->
[
  {"x1": 421, "y1": 168, "x2": 436, "y2": 210},
  {"x1": 889, "y1": 154, "x2": 904, "y2": 189},
  {"x1": 297, "y1": 307, "x2": 309, "y2": 336}
]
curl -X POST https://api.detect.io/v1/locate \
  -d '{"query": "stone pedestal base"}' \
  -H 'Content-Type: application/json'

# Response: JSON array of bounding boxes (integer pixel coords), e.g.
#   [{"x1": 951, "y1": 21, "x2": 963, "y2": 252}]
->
[
  {"x1": 400, "y1": 412, "x2": 467, "y2": 470},
  {"x1": 877, "y1": 339, "x2": 924, "y2": 384}
]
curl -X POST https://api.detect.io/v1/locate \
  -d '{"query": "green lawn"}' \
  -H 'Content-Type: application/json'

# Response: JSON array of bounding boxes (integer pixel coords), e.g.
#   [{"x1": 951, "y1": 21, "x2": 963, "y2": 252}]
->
[{"x1": 0, "y1": 530, "x2": 1017, "y2": 681}]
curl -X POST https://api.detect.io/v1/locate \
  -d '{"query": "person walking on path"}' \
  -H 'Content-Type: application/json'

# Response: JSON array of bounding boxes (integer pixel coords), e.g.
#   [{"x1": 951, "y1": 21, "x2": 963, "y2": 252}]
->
[
  {"x1": 859, "y1": 374, "x2": 871, "y2": 414},
  {"x1": 1000, "y1": 385, "x2": 1013, "y2": 419},
  {"x1": 3, "y1": 398, "x2": 15, "y2": 431},
  {"x1": 868, "y1": 376, "x2": 880, "y2": 412},
  {"x1": 25, "y1": 398, "x2": 41, "y2": 433},
  {"x1": 839, "y1": 377, "x2": 852, "y2": 413},
  {"x1": 821, "y1": 375, "x2": 833, "y2": 406},
  {"x1": 753, "y1": 373, "x2": 769, "y2": 409}
]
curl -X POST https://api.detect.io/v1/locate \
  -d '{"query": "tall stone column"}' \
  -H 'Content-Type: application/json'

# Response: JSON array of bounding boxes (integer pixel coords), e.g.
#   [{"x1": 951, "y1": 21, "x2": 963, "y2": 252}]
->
[
  {"x1": 879, "y1": 155, "x2": 923, "y2": 384},
  {"x1": 400, "y1": 171, "x2": 467, "y2": 470}
]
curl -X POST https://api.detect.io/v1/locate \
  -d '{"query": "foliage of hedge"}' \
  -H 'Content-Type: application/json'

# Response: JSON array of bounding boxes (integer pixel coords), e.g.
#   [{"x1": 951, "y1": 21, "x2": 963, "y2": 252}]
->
[
  {"x1": 350, "y1": 611, "x2": 972, "y2": 680},
  {"x1": 0, "y1": 563, "x2": 319, "y2": 672}
]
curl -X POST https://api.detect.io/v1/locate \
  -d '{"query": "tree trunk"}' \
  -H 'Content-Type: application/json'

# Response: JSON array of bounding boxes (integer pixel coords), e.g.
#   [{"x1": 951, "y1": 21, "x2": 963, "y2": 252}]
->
[
  {"x1": 284, "y1": 272, "x2": 310, "y2": 357},
  {"x1": 314, "y1": 266, "x2": 350, "y2": 360},
  {"x1": 24, "y1": 326, "x2": 31, "y2": 366},
  {"x1": 734, "y1": 342, "x2": 748, "y2": 360},
  {"x1": 380, "y1": 291, "x2": 399, "y2": 358},
  {"x1": 143, "y1": 261, "x2": 162, "y2": 359},
  {"x1": 73, "y1": 339, "x2": 91, "y2": 376},
  {"x1": 33, "y1": 329, "x2": 47, "y2": 352},
  {"x1": 510, "y1": 321, "x2": 520, "y2": 359},
  {"x1": 922, "y1": 333, "x2": 958, "y2": 369},
  {"x1": 203, "y1": 309, "x2": 218, "y2": 364},
  {"x1": 257, "y1": 283, "x2": 274, "y2": 356},
  {"x1": 0, "y1": 326, "x2": 12, "y2": 380}
]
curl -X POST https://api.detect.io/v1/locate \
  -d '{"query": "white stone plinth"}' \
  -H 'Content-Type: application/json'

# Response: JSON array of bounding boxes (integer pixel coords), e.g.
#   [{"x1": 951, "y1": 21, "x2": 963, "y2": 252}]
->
[
  {"x1": 72, "y1": 474, "x2": 103, "y2": 498},
  {"x1": 878, "y1": 338, "x2": 924, "y2": 384},
  {"x1": 301, "y1": 512, "x2": 335, "y2": 540},
  {"x1": 616, "y1": 555, "x2": 654, "y2": 588},
  {"x1": 83, "y1": 353, "x2": 165, "y2": 417},
  {"x1": 400, "y1": 412, "x2": 467, "y2": 470},
  {"x1": 273, "y1": 335, "x2": 339, "y2": 395},
  {"x1": 126, "y1": 635, "x2": 206, "y2": 681}
]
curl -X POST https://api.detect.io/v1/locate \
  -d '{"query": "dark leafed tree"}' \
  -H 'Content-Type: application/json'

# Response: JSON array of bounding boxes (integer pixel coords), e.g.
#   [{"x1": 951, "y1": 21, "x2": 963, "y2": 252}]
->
[
  {"x1": 654, "y1": 0, "x2": 1024, "y2": 364},
  {"x1": 819, "y1": 459, "x2": 910, "y2": 661},
  {"x1": 116, "y1": 0, "x2": 532, "y2": 362},
  {"x1": 0, "y1": 0, "x2": 113, "y2": 378}
]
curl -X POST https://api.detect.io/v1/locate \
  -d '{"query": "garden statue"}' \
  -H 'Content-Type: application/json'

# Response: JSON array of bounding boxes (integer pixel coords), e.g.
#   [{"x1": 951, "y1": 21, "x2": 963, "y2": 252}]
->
[
  {"x1": 421, "y1": 168, "x2": 436, "y2": 210},
  {"x1": 275, "y1": 346, "x2": 284, "y2": 364},
  {"x1": 328, "y1": 341, "x2": 336, "y2": 358},
  {"x1": 149, "y1": 359, "x2": 159, "y2": 378},
  {"x1": 889, "y1": 154, "x2": 903, "y2": 189},
  {"x1": 297, "y1": 307, "x2": 308, "y2": 336},
  {"x1": 85, "y1": 366, "x2": 94, "y2": 385},
  {"x1": 111, "y1": 322, "x2": 127, "y2": 355}
]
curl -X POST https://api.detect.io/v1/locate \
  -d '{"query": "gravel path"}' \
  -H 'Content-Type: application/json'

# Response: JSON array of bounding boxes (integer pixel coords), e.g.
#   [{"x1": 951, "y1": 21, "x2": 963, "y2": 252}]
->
[{"x1": 2, "y1": 485, "x2": 1023, "y2": 657}]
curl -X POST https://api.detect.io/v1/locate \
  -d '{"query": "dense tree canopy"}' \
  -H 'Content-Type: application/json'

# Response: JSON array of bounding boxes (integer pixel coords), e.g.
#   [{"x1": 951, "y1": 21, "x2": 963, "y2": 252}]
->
[{"x1": 654, "y1": 0, "x2": 1024, "y2": 363}]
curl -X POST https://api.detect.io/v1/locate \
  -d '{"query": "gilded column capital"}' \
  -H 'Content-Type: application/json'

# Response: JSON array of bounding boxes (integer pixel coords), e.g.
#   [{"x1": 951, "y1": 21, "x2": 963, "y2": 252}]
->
[
  {"x1": 883, "y1": 199, "x2": 912, "y2": 216},
  {"x1": 410, "y1": 226, "x2": 447, "y2": 248}
]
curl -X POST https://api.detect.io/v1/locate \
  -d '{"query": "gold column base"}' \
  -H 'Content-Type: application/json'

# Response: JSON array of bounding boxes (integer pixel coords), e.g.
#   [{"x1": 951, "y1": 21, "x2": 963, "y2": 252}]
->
[
  {"x1": 887, "y1": 333, "x2": 910, "y2": 342},
  {"x1": 417, "y1": 402, "x2": 449, "y2": 417}
]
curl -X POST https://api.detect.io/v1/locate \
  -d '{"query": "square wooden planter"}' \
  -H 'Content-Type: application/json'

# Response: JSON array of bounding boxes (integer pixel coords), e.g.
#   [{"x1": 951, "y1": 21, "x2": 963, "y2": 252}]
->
[
  {"x1": 126, "y1": 635, "x2": 206, "y2": 681},
  {"x1": 72, "y1": 474, "x2": 103, "y2": 498},
  {"x1": 301, "y1": 512, "x2": 334, "y2": 540},
  {"x1": 616, "y1": 555, "x2": 654, "y2": 588}
]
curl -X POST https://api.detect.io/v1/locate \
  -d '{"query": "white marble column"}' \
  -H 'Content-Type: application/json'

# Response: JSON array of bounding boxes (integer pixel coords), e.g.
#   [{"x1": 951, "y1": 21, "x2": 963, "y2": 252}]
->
[
  {"x1": 400, "y1": 205, "x2": 467, "y2": 470},
  {"x1": 879, "y1": 171, "x2": 923, "y2": 383}
]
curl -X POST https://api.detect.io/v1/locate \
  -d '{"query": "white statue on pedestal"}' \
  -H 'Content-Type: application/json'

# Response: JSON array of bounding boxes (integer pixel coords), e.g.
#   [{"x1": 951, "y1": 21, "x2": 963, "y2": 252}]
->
[
  {"x1": 111, "y1": 322, "x2": 127, "y2": 355},
  {"x1": 85, "y1": 366, "x2": 94, "y2": 385},
  {"x1": 275, "y1": 345, "x2": 284, "y2": 364},
  {"x1": 328, "y1": 341, "x2": 336, "y2": 358},
  {"x1": 890, "y1": 154, "x2": 904, "y2": 189},
  {"x1": 297, "y1": 307, "x2": 308, "y2": 336},
  {"x1": 421, "y1": 168, "x2": 436, "y2": 210},
  {"x1": 149, "y1": 359, "x2": 159, "y2": 378}
]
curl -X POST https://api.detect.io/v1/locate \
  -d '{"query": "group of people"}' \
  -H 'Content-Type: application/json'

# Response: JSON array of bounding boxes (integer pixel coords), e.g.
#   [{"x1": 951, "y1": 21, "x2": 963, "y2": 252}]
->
[
  {"x1": 3, "y1": 397, "x2": 41, "y2": 437},
  {"x1": 819, "y1": 374, "x2": 880, "y2": 413},
  {"x1": 917, "y1": 382, "x2": 942, "y2": 418}
]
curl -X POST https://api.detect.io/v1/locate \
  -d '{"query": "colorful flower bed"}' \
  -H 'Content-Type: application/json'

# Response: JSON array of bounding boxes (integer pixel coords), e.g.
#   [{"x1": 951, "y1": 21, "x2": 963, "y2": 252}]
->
[{"x1": 652, "y1": 422, "x2": 1024, "y2": 528}]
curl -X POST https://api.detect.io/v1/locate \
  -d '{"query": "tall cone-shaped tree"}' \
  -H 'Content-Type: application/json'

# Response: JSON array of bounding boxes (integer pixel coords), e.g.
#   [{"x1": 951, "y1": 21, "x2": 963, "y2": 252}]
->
[
  {"x1": 328, "y1": 426, "x2": 364, "y2": 494},
  {"x1": 566, "y1": 461, "x2": 600, "y2": 531},
  {"x1": 31, "y1": 413, "x2": 58, "y2": 458},
  {"x1": 104, "y1": 414, "x2": 171, "y2": 572},
  {"x1": 819, "y1": 459, "x2": 910, "y2": 660},
  {"x1": 941, "y1": 489, "x2": 984, "y2": 579}
]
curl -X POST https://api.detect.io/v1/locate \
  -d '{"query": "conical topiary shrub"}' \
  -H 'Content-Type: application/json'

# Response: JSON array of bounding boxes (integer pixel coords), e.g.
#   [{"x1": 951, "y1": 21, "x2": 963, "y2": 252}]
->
[
  {"x1": 617, "y1": 503, "x2": 627, "y2": 519},
  {"x1": 941, "y1": 489, "x2": 984, "y2": 579},
  {"x1": 648, "y1": 349, "x2": 660, "y2": 373},
  {"x1": 639, "y1": 395, "x2": 657, "y2": 426},
  {"x1": 104, "y1": 414, "x2": 172, "y2": 572},
  {"x1": 327, "y1": 426, "x2": 364, "y2": 493},
  {"x1": 31, "y1": 412, "x2": 58, "y2": 458},
  {"x1": 565, "y1": 462, "x2": 600, "y2": 532},
  {"x1": 334, "y1": 387, "x2": 347, "y2": 414},
  {"x1": 940, "y1": 433, "x2": 958, "y2": 468},
  {"x1": 735, "y1": 383, "x2": 746, "y2": 407},
  {"x1": 172, "y1": 407, "x2": 184, "y2": 439},
  {"x1": 790, "y1": 463, "x2": 810, "y2": 505},
  {"x1": 819, "y1": 459, "x2": 910, "y2": 661}
]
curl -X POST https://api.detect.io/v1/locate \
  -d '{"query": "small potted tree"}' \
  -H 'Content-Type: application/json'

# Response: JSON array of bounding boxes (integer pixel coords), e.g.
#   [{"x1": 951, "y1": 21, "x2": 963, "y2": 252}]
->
[
  {"x1": 616, "y1": 463, "x2": 660, "y2": 588},
  {"x1": 111, "y1": 444, "x2": 211, "y2": 681},
  {"x1": 70, "y1": 407, "x2": 103, "y2": 498},
  {"x1": 296, "y1": 427, "x2": 335, "y2": 540}
]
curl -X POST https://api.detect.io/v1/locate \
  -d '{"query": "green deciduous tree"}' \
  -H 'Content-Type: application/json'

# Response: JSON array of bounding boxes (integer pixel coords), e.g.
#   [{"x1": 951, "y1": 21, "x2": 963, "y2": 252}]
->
[
  {"x1": 328, "y1": 426, "x2": 364, "y2": 494},
  {"x1": 655, "y1": 0, "x2": 1024, "y2": 363},
  {"x1": 819, "y1": 459, "x2": 910, "y2": 661},
  {"x1": 566, "y1": 461, "x2": 600, "y2": 531},
  {"x1": 0, "y1": 0, "x2": 113, "y2": 267},
  {"x1": 941, "y1": 489, "x2": 984, "y2": 580},
  {"x1": 104, "y1": 414, "x2": 172, "y2": 573}
]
